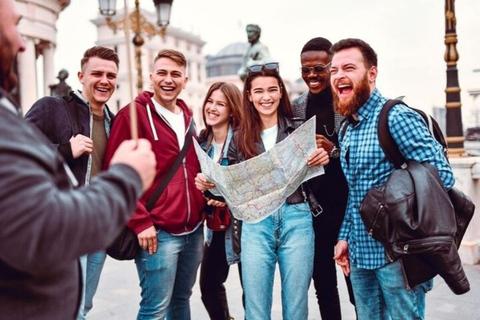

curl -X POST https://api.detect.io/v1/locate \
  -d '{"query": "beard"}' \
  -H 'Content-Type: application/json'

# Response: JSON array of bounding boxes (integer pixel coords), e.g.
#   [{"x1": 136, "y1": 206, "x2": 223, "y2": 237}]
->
[
  {"x1": 0, "y1": 51, "x2": 19, "y2": 93},
  {"x1": 0, "y1": 69, "x2": 18, "y2": 92},
  {"x1": 333, "y1": 74, "x2": 371, "y2": 117}
]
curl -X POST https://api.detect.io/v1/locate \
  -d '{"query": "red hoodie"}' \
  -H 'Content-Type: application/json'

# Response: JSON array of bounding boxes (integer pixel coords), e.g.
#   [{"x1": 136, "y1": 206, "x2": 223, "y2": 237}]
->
[{"x1": 104, "y1": 91, "x2": 206, "y2": 235}]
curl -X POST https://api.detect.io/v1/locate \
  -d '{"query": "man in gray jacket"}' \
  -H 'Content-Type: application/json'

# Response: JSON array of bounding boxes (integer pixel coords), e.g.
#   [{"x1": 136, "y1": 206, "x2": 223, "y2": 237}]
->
[{"x1": 0, "y1": 1, "x2": 156, "y2": 319}]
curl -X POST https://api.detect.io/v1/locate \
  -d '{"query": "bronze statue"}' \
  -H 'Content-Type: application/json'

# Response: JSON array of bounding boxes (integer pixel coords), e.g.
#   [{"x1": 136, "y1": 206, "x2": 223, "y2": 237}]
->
[
  {"x1": 238, "y1": 24, "x2": 272, "y2": 81},
  {"x1": 49, "y1": 69, "x2": 72, "y2": 97}
]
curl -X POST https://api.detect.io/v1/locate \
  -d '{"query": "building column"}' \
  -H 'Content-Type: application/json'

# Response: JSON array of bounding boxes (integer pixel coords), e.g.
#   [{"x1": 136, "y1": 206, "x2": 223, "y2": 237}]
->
[
  {"x1": 17, "y1": 37, "x2": 37, "y2": 115},
  {"x1": 42, "y1": 42, "x2": 55, "y2": 97}
]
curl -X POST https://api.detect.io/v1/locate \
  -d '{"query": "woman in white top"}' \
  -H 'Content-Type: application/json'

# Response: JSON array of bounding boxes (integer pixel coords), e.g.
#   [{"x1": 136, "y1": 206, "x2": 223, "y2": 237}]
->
[{"x1": 227, "y1": 63, "x2": 329, "y2": 319}]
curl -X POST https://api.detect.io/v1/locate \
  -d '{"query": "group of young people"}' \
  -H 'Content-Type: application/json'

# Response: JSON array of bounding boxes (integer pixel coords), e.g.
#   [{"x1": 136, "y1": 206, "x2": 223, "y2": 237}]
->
[
  {"x1": 0, "y1": 0, "x2": 454, "y2": 319},
  {"x1": 194, "y1": 36, "x2": 454, "y2": 320}
]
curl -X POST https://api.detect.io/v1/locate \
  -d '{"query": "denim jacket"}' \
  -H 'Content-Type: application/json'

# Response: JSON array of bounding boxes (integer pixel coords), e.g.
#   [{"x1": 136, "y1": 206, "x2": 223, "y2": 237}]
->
[{"x1": 201, "y1": 125, "x2": 241, "y2": 265}]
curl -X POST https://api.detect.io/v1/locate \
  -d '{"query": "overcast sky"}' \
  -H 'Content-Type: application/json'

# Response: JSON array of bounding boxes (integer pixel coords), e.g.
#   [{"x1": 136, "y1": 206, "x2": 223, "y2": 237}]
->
[{"x1": 55, "y1": 0, "x2": 480, "y2": 126}]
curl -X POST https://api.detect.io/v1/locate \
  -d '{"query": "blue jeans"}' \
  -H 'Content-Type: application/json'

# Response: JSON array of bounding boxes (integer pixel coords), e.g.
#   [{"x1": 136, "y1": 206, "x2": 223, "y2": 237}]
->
[
  {"x1": 350, "y1": 259, "x2": 433, "y2": 320},
  {"x1": 241, "y1": 202, "x2": 314, "y2": 320},
  {"x1": 77, "y1": 251, "x2": 107, "y2": 320},
  {"x1": 135, "y1": 226, "x2": 204, "y2": 320}
]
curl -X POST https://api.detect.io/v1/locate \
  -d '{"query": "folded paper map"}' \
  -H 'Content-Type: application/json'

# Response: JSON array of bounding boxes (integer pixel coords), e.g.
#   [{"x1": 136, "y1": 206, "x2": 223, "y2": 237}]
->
[{"x1": 194, "y1": 117, "x2": 324, "y2": 222}]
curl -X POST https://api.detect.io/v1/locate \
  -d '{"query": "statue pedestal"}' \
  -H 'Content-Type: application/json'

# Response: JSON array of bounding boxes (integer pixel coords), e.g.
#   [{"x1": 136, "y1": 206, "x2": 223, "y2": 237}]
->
[{"x1": 450, "y1": 156, "x2": 480, "y2": 265}]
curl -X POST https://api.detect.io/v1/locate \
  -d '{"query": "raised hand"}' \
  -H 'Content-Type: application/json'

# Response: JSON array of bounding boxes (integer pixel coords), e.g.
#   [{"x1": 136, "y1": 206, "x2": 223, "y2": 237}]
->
[{"x1": 69, "y1": 134, "x2": 93, "y2": 158}]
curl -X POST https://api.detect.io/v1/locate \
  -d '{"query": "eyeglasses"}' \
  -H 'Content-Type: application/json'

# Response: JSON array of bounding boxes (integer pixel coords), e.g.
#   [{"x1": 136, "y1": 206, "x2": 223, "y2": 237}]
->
[
  {"x1": 300, "y1": 63, "x2": 331, "y2": 75},
  {"x1": 247, "y1": 62, "x2": 280, "y2": 75}
]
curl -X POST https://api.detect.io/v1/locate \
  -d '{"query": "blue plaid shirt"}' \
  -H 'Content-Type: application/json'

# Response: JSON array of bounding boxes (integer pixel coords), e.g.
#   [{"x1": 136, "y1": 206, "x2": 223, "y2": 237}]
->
[{"x1": 338, "y1": 89, "x2": 454, "y2": 270}]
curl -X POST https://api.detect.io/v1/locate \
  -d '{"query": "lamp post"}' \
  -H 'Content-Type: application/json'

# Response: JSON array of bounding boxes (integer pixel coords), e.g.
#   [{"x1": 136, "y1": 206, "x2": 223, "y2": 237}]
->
[
  {"x1": 98, "y1": 0, "x2": 173, "y2": 93},
  {"x1": 444, "y1": 0, "x2": 465, "y2": 156}
]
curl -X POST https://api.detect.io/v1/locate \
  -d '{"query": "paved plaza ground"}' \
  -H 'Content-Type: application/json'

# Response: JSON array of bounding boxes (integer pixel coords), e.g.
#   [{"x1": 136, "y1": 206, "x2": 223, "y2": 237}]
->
[{"x1": 87, "y1": 256, "x2": 480, "y2": 320}]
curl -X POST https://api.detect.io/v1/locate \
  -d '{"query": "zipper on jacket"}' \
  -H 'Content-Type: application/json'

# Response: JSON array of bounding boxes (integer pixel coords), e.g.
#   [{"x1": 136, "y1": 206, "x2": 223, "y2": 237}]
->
[
  {"x1": 385, "y1": 249, "x2": 394, "y2": 263},
  {"x1": 84, "y1": 105, "x2": 94, "y2": 185},
  {"x1": 369, "y1": 203, "x2": 384, "y2": 237},
  {"x1": 399, "y1": 258, "x2": 411, "y2": 291},
  {"x1": 183, "y1": 120, "x2": 194, "y2": 231},
  {"x1": 395, "y1": 237, "x2": 451, "y2": 255},
  {"x1": 146, "y1": 103, "x2": 159, "y2": 141},
  {"x1": 183, "y1": 160, "x2": 191, "y2": 231}
]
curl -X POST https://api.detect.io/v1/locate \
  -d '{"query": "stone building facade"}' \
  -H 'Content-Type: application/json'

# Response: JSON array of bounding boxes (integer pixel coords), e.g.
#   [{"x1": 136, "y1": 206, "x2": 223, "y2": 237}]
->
[{"x1": 15, "y1": 0, "x2": 70, "y2": 114}]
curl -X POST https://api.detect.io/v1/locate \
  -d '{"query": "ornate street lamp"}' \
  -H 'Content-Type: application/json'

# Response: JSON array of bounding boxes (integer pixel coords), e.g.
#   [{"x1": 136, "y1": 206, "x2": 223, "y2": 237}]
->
[
  {"x1": 98, "y1": 0, "x2": 173, "y2": 93},
  {"x1": 153, "y1": 0, "x2": 173, "y2": 28},
  {"x1": 98, "y1": 0, "x2": 117, "y2": 16},
  {"x1": 444, "y1": 0, "x2": 465, "y2": 156}
]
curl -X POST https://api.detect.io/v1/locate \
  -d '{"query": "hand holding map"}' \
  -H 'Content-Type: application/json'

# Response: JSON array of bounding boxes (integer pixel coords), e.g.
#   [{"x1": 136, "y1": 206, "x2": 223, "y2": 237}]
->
[{"x1": 194, "y1": 117, "x2": 324, "y2": 222}]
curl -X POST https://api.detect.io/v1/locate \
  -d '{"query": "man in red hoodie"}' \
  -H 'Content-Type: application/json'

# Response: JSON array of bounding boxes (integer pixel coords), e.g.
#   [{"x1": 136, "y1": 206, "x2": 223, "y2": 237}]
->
[{"x1": 104, "y1": 49, "x2": 206, "y2": 319}]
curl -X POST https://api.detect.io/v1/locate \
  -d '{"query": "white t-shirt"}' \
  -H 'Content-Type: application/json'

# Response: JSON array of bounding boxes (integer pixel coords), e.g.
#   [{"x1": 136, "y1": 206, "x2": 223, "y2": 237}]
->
[
  {"x1": 212, "y1": 140, "x2": 223, "y2": 163},
  {"x1": 152, "y1": 100, "x2": 185, "y2": 149},
  {"x1": 261, "y1": 125, "x2": 278, "y2": 151}
]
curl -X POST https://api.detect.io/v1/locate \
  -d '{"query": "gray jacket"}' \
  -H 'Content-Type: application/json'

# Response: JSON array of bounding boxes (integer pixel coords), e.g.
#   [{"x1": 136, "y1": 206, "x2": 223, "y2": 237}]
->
[
  {"x1": 291, "y1": 91, "x2": 344, "y2": 132},
  {"x1": 0, "y1": 91, "x2": 143, "y2": 320}
]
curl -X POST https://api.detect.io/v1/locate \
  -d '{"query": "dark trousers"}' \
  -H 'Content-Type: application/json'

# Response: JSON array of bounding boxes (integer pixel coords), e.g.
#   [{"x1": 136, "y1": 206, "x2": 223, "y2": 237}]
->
[
  {"x1": 313, "y1": 205, "x2": 356, "y2": 320},
  {"x1": 200, "y1": 231, "x2": 243, "y2": 320}
]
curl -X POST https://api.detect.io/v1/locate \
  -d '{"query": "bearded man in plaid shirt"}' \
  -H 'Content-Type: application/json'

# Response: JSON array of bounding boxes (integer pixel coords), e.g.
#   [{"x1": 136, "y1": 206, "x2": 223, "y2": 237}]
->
[{"x1": 330, "y1": 38, "x2": 454, "y2": 320}]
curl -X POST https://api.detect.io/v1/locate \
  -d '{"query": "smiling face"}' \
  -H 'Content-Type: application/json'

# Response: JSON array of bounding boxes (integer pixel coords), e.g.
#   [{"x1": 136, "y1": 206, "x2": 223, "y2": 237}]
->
[
  {"x1": 204, "y1": 89, "x2": 231, "y2": 129},
  {"x1": 78, "y1": 57, "x2": 118, "y2": 112},
  {"x1": 330, "y1": 47, "x2": 377, "y2": 116},
  {"x1": 248, "y1": 76, "x2": 282, "y2": 127},
  {"x1": 150, "y1": 57, "x2": 188, "y2": 111},
  {"x1": 300, "y1": 50, "x2": 331, "y2": 95}
]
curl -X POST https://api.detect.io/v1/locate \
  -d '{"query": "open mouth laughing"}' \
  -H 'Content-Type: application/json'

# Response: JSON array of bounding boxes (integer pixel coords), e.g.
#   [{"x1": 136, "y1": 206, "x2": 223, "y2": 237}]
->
[{"x1": 336, "y1": 82, "x2": 353, "y2": 97}]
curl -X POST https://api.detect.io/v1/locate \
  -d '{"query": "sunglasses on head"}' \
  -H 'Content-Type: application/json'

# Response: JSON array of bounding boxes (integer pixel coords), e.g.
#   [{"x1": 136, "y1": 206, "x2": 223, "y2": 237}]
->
[
  {"x1": 247, "y1": 62, "x2": 280, "y2": 75},
  {"x1": 300, "y1": 62, "x2": 331, "y2": 75}
]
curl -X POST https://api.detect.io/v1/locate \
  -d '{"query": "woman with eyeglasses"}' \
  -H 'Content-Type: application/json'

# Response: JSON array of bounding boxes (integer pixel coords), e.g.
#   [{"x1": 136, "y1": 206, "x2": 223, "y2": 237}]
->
[
  {"x1": 228, "y1": 63, "x2": 329, "y2": 319},
  {"x1": 194, "y1": 82, "x2": 244, "y2": 320}
]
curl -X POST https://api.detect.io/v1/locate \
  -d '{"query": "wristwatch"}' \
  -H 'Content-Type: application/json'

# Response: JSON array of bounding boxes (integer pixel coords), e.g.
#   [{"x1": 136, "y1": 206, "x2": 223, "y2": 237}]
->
[{"x1": 329, "y1": 146, "x2": 340, "y2": 159}]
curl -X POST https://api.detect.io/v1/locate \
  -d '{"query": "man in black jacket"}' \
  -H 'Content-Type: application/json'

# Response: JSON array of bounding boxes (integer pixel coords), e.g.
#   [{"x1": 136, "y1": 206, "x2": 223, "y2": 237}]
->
[
  {"x1": 0, "y1": 1, "x2": 156, "y2": 319},
  {"x1": 25, "y1": 46, "x2": 119, "y2": 319},
  {"x1": 292, "y1": 37, "x2": 355, "y2": 319}
]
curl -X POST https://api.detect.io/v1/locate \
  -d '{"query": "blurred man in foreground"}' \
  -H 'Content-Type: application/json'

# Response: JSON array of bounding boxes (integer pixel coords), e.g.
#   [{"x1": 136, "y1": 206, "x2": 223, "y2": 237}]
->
[{"x1": 0, "y1": 1, "x2": 156, "y2": 319}]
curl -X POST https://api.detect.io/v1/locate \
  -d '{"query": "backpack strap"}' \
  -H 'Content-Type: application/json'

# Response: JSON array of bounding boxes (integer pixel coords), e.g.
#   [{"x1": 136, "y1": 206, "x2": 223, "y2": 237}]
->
[
  {"x1": 378, "y1": 99, "x2": 449, "y2": 170},
  {"x1": 378, "y1": 99, "x2": 407, "y2": 169}
]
